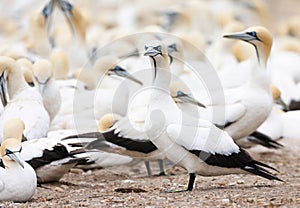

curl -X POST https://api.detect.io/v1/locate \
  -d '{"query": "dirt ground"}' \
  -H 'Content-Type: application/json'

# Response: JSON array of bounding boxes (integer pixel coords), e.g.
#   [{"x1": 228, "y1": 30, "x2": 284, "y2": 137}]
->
[{"x1": 0, "y1": 138, "x2": 299, "y2": 207}]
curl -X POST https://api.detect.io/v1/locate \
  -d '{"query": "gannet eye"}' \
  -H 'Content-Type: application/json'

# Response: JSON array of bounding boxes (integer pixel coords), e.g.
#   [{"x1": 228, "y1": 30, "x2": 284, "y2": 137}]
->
[
  {"x1": 154, "y1": 45, "x2": 162, "y2": 52},
  {"x1": 5, "y1": 148, "x2": 13, "y2": 155},
  {"x1": 177, "y1": 91, "x2": 184, "y2": 96},
  {"x1": 247, "y1": 31, "x2": 257, "y2": 38}
]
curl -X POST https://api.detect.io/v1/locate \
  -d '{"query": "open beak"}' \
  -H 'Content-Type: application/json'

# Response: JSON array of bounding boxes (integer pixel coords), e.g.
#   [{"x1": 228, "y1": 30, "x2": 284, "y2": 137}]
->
[
  {"x1": 173, "y1": 91, "x2": 206, "y2": 108},
  {"x1": 0, "y1": 72, "x2": 8, "y2": 106},
  {"x1": 223, "y1": 32, "x2": 256, "y2": 41},
  {"x1": 107, "y1": 66, "x2": 143, "y2": 86},
  {"x1": 8, "y1": 152, "x2": 24, "y2": 168}
]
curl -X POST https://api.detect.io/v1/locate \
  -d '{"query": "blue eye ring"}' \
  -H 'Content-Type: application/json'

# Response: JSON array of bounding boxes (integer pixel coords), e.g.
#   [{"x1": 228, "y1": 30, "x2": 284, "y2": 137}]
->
[{"x1": 247, "y1": 31, "x2": 257, "y2": 37}]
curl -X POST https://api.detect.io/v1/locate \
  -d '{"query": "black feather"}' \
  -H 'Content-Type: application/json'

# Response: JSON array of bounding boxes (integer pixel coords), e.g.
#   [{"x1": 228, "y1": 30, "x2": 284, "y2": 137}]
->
[
  {"x1": 189, "y1": 148, "x2": 282, "y2": 181},
  {"x1": 27, "y1": 144, "x2": 69, "y2": 169},
  {"x1": 247, "y1": 131, "x2": 284, "y2": 149},
  {"x1": 64, "y1": 131, "x2": 158, "y2": 154}
]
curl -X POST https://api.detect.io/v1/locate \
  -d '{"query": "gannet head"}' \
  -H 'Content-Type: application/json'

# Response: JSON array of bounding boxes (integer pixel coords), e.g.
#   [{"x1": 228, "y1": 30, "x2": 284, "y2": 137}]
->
[
  {"x1": 73, "y1": 67, "x2": 95, "y2": 90},
  {"x1": 18, "y1": 58, "x2": 34, "y2": 86},
  {"x1": 50, "y1": 50, "x2": 69, "y2": 80},
  {"x1": 97, "y1": 114, "x2": 116, "y2": 132},
  {"x1": 223, "y1": 26, "x2": 272, "y2": 67},
  {"x1": 17, "y1": 58, "x2": 33, "y2": 70},
  {"x1": 163, "y1": 37, "x2": 183, "y2": 65},
  {"x1": 32, "y1": 59, "x2": 53, "y2": 94},
  {"x1": 1, "y1": 138, "x2": 24, "y2": 168},
  {"x1": 93, "y1": 55, "x2": 119, "y2": 74},
  {"x1": 271, "y1": 85, "x2": 289, "y2": 111},
  {"x1": 144, "y1": 40, "x2": 167, "y2": 58},
  {"x1": 22, "y1": 67, "x2": 34, "y2": 87},
  {"x1": 0, "y1": 56, "x2": 20, "y2": 106},
  {"x1": 144, "y1": 40, "x2": 169, "y2": 79},
  {"x1": 3, "y1": 118, "x2": 25, "y2": 141}
]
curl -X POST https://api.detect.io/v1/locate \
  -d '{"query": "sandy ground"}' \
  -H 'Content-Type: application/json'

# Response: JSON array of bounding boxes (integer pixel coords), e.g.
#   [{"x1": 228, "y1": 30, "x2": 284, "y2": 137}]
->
[{"x1": 1, "y1": 138, "x2": 299, "y2": 207}]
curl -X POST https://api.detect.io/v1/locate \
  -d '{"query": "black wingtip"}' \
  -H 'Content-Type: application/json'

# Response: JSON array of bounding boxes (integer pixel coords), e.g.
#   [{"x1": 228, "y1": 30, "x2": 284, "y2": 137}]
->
[
  {"x1": 244, "y1": 166, "x2": 284, "y2": 182},
  {"x1": 242, "y1": 162, "x2": 283, "y2": 182},
  {"x1": 247, "y1": 131, "x2": 284, "y2": 149}
]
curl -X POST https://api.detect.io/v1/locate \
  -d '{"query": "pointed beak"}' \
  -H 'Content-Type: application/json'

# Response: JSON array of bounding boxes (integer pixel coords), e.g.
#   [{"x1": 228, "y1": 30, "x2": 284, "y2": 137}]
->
[
  {"x1": 108, "y1": 66, "x2": 143, "y2": 86},
  {"x1": 223, "y1": 32, "x2": 256, "y2": 41},
  {"x1": 0, "y1": 72, "x2": 8, "y2": 106},
  {"x1": 173, "y1": 91, "x2": 206, "y2": 108},
  {"x1": 276, "y1": 97, "x2": 289, "y2": 111},
  {"x1": 8, "y1": 152, "x2": 24, "y2": 168}
]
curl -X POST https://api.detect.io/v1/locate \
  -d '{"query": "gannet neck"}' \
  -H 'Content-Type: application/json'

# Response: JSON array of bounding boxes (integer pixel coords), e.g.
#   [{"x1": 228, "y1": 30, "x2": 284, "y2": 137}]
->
[
  {"x1": 151, "y1": 55, "x2": 171, "y2": 91},
  {"x1": 255, "y1": 42, "x2": 271, "y2": 68},
  {"x1": 0, "y1": 57, "x2": 28, "y2": 99},
  {"x1": 248, "y1": 59, "x2": 270, "y2": 90}
]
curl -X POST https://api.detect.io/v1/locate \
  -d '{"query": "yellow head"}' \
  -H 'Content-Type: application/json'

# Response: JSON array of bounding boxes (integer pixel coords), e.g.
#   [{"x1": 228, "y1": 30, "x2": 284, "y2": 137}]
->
[
  {"x1": 271, "y1": 85, "x2": 281, "y2": 100},
  {"x1": 32, "y1": 59, "x2": 53, "y2": 84},
  {"x1": 93, "y1": 55, "x2": 119, "y2": 74},
  {"x1": 224, "y1": 26, "x2": 272, "y2": 67},
  {"x1": 73, "y1": 68, "x2": 95, "y2": 90},
  {"x1": 97, "y1": 114, "x2": 116, "y2": 132},
  {"x1": 50, "y1": 50, "x2": 69, "y2": 80},
  {"x1": 3, "y1": 118, "x2": 25, "y2": 141},
  {"x1": 22, "y1": 67, "x2": 34, "y2": 85}
]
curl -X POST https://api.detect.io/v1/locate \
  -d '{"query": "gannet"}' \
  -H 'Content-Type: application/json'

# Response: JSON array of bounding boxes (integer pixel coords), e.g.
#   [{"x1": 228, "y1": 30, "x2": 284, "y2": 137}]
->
[
  {"x1": 21, "y1": 134, "x2": 90, "y2": 183},
  {"x1": 32, "y1": 59, "x2": 61, "y2": 121},
  {"x1": 65, "y1": 113, "x2": 168, "y2": 176},
  {"x1": 0, "y1": 56, "x2": 50, "y2": 142},
  {"x1": 174, "y1": 85, "x2": 284, "y2": 149},
  {"x1": 0, "y1": 119, "x2": 37, "y2": 202},
  {"x1": 141, "y1": 40, "x2": 281, "y2": 191},
  {"x1": 197, "y1": 26, "x2": 273, "y2": 142}
]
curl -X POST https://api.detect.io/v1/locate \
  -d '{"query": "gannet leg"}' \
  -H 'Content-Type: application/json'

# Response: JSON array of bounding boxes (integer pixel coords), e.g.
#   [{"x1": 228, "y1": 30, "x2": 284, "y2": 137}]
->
[
  {"x1": 144, "y1": 161, "x2": 152, "y2": 176},
  {"x1": 164, "y1": 173, "x2": 196, "y2": 193},
  {"x1": 158, "y1": 160, "x2": 166, "y2": 176}
]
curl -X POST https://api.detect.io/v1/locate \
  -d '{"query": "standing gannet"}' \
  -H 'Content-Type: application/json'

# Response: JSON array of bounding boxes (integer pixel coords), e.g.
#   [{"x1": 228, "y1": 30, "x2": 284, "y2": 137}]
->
[
  {"x1": 0, "y1": 119, "x2": 37, "y2": 202},
  {"x1": 0, "y1": 56, "x2": 50, "y2": 142},
  {"x1": 142, "y1": 41, "x2": 281, "y2": 191},
  {"x1": 32, "y1": 59, "x2": 61, "y2": 121}
]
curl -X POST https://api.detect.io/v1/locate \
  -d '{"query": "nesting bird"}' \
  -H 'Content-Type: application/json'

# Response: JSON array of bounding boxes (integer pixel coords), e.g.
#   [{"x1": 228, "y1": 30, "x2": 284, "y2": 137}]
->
[
  {"x1": 0, "y1": 56, "x2": 50, "y2": 142},
  {"x1": 0, "y1": 118, "x2": 37, "y2": 202}
]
